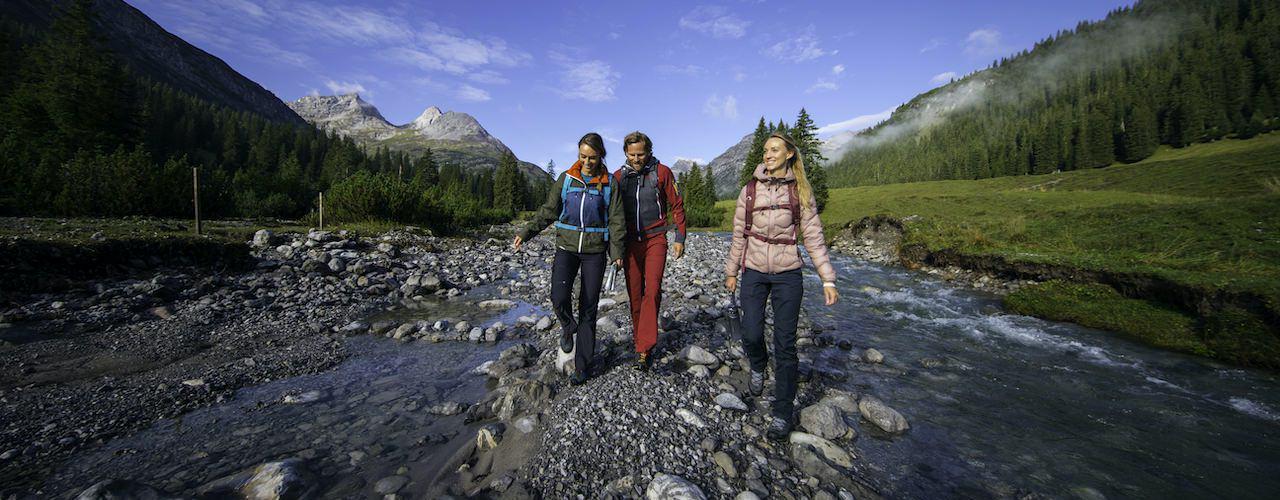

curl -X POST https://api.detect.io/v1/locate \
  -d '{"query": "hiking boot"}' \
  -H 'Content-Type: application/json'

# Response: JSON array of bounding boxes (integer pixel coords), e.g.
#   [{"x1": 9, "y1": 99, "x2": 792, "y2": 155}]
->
[
  {"x1": 635, "y1": 350, "x2": 652, "y2": 371},
  {"x1": 559, "y1": 332, "x2": 573, "y2": 353},
  {"x1": 766, "y1": 416, "x2": 793, "y2": 441},
  {"x1": 570, "y1": 370, "x2": 588, "y2": 386},
  {"x1": 748, "y1": 370, "x2": 765, "y2": 397}
]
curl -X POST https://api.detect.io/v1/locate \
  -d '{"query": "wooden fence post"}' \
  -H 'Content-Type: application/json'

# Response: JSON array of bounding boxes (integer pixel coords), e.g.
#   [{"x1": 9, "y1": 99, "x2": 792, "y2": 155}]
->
[{"x1": 192, "y1": 167, "x2": 202, "y2": 235}]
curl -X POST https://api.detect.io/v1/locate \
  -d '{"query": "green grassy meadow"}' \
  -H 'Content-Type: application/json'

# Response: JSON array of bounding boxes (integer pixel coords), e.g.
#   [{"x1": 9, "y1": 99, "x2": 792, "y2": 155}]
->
[{"x1": 716, "y1": 133, "x2": 1280, "y2": 367}]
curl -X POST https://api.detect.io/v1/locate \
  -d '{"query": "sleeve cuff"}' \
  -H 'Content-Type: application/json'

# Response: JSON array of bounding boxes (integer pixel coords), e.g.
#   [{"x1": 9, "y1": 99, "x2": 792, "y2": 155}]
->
[{"x1": 822, "y1": 282, "x2": 836, "y2": 288}]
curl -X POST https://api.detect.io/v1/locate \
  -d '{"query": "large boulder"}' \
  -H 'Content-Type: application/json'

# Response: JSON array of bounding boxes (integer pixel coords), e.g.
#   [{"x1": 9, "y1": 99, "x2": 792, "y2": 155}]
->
[
  {"x1": 238, "y1": 459, "x2": 319, "y2": 500},
  {"x1": 799, "y1": 404, "x2": 852, "y2": 440},
  {"x1": 76, "y1": 480, "x2": 175, "y2": 500}
]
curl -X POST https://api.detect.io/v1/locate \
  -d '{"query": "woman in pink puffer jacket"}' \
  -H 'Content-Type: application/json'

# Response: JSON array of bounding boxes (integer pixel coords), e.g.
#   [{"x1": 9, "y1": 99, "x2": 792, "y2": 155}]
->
[{"x1": 724, "y1": 132, "x2": 840, "y2": 441}]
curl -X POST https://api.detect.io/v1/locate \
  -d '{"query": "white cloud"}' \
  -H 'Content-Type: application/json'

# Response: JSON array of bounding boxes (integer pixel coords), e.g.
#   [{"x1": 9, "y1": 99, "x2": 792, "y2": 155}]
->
[
  {"x1": 550, "y1": 52, "x2": 619, "y2": 102},
  {"x1": 286, "y1": 4, "x2": 414, "y2": 45},
  {"x1": 806, "y1": 81, "x2": 838, "y2": 94},
  {"x1": 456, "y1": 84, "x2": 491, "y2": 102},
  {"x1": 965, "y1": 28, "x2": 1007, "y2": 57},
  {"x1": 679, "y1": 6, "x2": 751, "y2": 39},
  {"x1": 762, "y1": 26, "x2": 833, "y2": 62},
  {"x1": 832, "y1": 64, "x2": 845, "y2": 75},
  {"x1": 467, "y1": 70, "x2": 509, "y2": 85},
  {"x1": 816, "y1": 107, "x2": 895, "y2": 136},
  {"x1": 930, "y1": 71, "x2": 958, "y2": 85},
  {"x1": 324, "y1": 80, "x2": 368, "y2": 96},
  {"x1": 656, "y1": 64, "x2": 706, "y2": 77},
  {"x1": 920, "y1": 37, "x2": 945, "y2": 54},
  {"x1": 703, "y1": 93, "x2": 738, "y2": 119}
]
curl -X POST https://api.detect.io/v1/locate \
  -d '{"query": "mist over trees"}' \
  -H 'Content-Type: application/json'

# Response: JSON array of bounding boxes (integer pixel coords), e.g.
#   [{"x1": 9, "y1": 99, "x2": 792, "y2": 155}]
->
[
  {"x1": 827, "y1": 0, "x2": 1280, "y2": 187},
  {"x1": 0, "y1": 0, "x2": 542, "y2": 233}
]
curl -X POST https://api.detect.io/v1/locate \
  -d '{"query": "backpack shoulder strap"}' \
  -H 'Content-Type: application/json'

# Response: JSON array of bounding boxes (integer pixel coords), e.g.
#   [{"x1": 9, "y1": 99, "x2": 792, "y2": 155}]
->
[
  {"x1": 788, "y1": 182, "x2": 801, "y2": 240},
  {"x1": 744, "y1": 179, "x2": 758, "y2": 230},
  {"x1": 558, "y1": 174, "x2": 573, "y2": 221}
]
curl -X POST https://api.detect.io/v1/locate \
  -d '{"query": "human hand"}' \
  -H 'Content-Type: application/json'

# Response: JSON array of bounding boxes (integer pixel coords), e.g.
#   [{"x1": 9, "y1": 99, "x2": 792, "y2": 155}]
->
[
  {"x1": 512, "y1": 235, "x2": 523, "y2": 250},
  {"x1": 613, "y1": 259, "x2": 622, "y2": 268},
  {"x1": 725, "y1": 276, "x2": 737, "y2": 292},
  {"x1": 672, "y1": 242, "x2": 685, "y2": 259},
  {"x1": 823, "y1": 286, "x2": 839, "y2": 306}
]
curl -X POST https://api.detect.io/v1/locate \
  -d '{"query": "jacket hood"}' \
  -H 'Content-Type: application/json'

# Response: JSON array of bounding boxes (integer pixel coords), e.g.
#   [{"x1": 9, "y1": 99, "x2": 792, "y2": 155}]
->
[
  {"x1": 752, "y1": 162, "x2": 797, "y2": 182},
  {"x1": 567, "y1": 160, "x2": 611, "y2": 185}
]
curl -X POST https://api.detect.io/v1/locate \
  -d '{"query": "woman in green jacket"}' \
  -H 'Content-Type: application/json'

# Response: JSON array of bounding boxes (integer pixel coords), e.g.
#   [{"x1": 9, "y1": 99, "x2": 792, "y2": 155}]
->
[{"x1": 513, "y1": 132, "x2": 625, "y2": 384}]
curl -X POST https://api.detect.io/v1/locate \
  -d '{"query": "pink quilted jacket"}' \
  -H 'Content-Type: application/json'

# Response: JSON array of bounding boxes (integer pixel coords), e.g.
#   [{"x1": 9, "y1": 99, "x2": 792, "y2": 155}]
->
[{"x1": 724, "y1": 163, "x2": 837, "y2": 283}]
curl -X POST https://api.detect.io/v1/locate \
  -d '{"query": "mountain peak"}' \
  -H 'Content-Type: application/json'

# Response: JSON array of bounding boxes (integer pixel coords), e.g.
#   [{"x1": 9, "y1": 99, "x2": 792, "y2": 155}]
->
[{"x1": 410, "y1": 106, "x2": 444, "y2": 129}]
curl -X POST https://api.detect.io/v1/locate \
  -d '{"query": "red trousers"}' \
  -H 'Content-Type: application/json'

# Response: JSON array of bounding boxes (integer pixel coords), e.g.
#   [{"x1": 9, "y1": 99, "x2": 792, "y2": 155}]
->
[{"x1": 625, "y1": 234, "x2": 667, "y2": 353}]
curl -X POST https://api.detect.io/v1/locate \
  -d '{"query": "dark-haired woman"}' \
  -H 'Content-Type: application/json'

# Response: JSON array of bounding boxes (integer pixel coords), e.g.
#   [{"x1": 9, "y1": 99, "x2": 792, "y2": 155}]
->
[
  {"x1": 514, "y1": 133, "x2": 624, "y2": 385},
  {"x1": 724, "y1": 132, "x2": 839, "y2": 439}
]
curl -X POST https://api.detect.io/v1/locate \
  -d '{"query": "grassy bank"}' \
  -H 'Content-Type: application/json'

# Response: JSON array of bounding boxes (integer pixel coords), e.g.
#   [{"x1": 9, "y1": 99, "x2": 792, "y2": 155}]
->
[{"x1": 716, "y1": 133, "x2": 1280, "y2": 367}]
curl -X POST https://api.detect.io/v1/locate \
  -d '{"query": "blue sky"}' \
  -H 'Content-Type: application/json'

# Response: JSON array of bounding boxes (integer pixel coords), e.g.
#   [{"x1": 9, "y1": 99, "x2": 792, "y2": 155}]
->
[{"x1": 131, "y1": 0, "x2": 1134, "y2": 172}]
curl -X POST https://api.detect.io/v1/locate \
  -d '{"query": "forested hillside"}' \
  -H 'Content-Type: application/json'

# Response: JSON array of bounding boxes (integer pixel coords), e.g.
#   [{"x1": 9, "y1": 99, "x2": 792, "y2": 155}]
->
[
  {"x1": 828, "y1": 0, "x2": 1280, "y2": 186},
  {"x1": 0, "y1": 1, "x2": 542, "y2": 232}
]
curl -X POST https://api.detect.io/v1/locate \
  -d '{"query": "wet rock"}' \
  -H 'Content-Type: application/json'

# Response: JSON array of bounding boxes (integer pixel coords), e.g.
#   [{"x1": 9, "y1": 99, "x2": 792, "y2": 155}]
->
[
  {"x1": 864, "y1": 348, "x2": 884, "y2": 364},
  {"x1": 479, "y1": 299, "x2": 516, "y2": 309},
  {"x1": 374, "y1": 475, "x2": 409, "y2": 495},
  {"x1": 799, "y1": 404, "x2": 851, "y2": 440},
  {"x1": 858, "y1": 395, "x2": 909, "y2": 434},
  {"x1": 282, "y1": 390, "x2": 323, "y2": 405},
  {"x1": 819, "y1": 390, "x2": 859, "y2": 415},
  {"x1": 428, "y1": 401, "x2": 464, "y2": 416},
  {"x1": 494, "y1": 380, "x2": 555, "y2": 421},
  {"x1": 239, "y1": 459, "x2": 319, "y2": 500},
  {"x1": 788, "y1": 432, "x2": 854, "y2": 468},
  {"x1": 76, "y1": 479, "x2": 175, "y2": 500},
  {"x1": 645, "y1": 473, "x2": 707, "y2": 500},
  {"x1": 535, "y1": 315, "x2": 553, "y2": 331},
  {"x1": 734, "y1": 492, "x2": 762, "y2": 500},
  {"x1": 715, "y1": 393, "x2": 748, "y2": 412},
  {"x1": 327, "y1": 257, "x2": 345, "y2": 274}
]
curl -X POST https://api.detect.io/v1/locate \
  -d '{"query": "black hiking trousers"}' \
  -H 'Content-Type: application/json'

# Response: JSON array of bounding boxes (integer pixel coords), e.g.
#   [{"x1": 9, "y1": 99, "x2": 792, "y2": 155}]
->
[
  {"x1": 739, "y1": 268, "x2": 803, "y2": 421},
  {"x1": 551, "y1": 248, "x2": 606, "y2": 374}
]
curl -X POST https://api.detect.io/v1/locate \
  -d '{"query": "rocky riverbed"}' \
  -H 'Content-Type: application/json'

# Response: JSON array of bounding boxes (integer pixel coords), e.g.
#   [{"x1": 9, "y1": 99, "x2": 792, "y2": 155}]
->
[{"x1": 2, "y1": 224, "x2": 910, "y2": 499}]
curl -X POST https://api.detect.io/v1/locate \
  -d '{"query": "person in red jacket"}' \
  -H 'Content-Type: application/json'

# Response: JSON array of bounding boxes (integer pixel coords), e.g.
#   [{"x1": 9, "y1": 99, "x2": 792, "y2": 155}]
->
[{"x1": 614, "y1": 131, "x2": 686, "y2": 370}]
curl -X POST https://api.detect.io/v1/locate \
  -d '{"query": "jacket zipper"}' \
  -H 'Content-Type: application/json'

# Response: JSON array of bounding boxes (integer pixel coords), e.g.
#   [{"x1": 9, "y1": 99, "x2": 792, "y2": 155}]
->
[
  {"x1": 577, "y1": 177, "x2": 586, "y2": 252},
  {"x1": 634, "y1": 172, "x2": 642, "y2": 240}
]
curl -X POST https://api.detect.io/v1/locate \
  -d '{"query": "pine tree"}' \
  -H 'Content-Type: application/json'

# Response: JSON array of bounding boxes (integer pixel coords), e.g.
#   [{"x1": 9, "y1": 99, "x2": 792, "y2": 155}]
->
[
  {"x1": 492, "y1": 152, "x2": 521, "y2": 216},
  {"x1": 741, "y1": 117, "x2": 768, "y2": 188},
  {"x1": 545, "y1": 159, "x2": 556, "y2": 177},
  {"x1": 792, "y1": 108, "x2": 829, "y2": 211}
]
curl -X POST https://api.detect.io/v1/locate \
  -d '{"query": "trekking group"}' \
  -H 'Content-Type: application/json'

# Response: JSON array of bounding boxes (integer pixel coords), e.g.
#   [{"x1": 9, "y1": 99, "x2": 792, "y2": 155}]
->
[{"x1": 514, "y1": 130, "x2": 840, "y2": 440}]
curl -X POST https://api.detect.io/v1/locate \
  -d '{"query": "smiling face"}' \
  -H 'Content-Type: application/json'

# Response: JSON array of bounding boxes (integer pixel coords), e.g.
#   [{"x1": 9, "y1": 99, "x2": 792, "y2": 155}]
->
[
  {"x1": 578, "y1": 143, "x2": 602, "y2": 174},
  {"x1": 763, "y1": 137, "x2": 794, "y2": 173},
  {"x1": 625, "y1": 142, "x2": 649, "y2": 168}
]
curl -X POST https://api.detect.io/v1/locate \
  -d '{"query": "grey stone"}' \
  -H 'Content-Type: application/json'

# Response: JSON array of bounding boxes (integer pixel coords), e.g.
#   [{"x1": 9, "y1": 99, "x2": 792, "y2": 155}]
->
[
  {"x1": 715, "y1": 393, "x2": 748, "y2": 412},
  {"x1": 645, "y1": 473, "x2": 707, "y2": 500},
  {"x1": 788, "y1": 432, "x2": 854, "y2": 468},
  {"x1": 252, "y1": 229, "x2": 275, "y2": 248},
  {"x1": 712, "y1": 451, "x2": 737, "y2": 478},
  {"x1": 864, "y1": 348, "x2": 884, "y2": 364},
  {"x1": 238, "y1": 459, "x2": 318, "y2": 500},
  {"x1": 676, "y1": 408, "x2": 706, "y2": 428},
  {"x1": 427, "y1": 401, "x2": 464, "y2": 415},
  {"x1": 859, "y1": 395, "x2": 910, "y2": 434},
  {"x1": 374, "y1": 475, "x2": 409, "y2": 495},
  {"x1": 76, "y1": 480, "x2": 175, "y2": 500},
  {"x1": 682, "y1": 345, "x2": 720, "y2": 365},
  {"x1": 799, "y1": 404, "x2": 851, "y2": 440}
]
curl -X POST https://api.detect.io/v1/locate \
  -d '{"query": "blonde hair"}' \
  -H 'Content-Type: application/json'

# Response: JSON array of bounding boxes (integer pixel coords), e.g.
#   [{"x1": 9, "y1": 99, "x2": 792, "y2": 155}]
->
[{"x1": 768, "y1": 132, "x2": 813, "y2": 210}]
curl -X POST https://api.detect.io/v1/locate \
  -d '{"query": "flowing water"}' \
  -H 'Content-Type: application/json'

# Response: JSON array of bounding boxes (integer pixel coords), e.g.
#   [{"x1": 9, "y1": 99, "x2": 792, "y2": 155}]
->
[
  {"x1": 45, "y1": 298, "x2": 545, "y2": 498},
  {"x1": 807, "y1": 256, "x2": 1280, "y2": 499},
  {"x1": 40, "y1": 251, "x2": 1280, "y2": 498}
]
